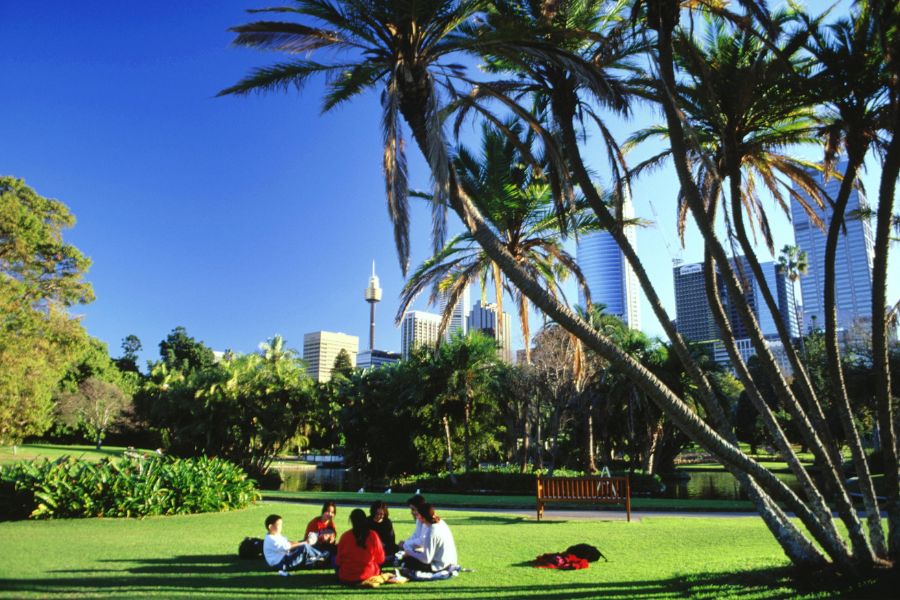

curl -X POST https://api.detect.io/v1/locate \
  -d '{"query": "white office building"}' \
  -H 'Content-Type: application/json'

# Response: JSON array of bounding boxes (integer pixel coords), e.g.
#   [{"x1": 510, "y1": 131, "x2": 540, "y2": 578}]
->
[
  {"x1": 400, "y1": 311, "x2": 442, "y2": 359},
  {"x1": 303, "y1": 331, "x2": 359, "y2": 382}
]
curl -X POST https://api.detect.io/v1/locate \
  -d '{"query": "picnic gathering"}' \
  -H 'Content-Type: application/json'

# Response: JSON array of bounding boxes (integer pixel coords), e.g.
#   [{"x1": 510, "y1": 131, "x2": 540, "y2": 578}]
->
[{"x1": 260, "y1": 495, "x2": 460, "y2": 588}]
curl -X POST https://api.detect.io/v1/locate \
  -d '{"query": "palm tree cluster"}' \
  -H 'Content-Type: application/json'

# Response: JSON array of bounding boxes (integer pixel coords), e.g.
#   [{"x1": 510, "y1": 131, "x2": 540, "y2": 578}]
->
[{"x1": 221, "y1": 0, "x2": 900, "y2": 572}]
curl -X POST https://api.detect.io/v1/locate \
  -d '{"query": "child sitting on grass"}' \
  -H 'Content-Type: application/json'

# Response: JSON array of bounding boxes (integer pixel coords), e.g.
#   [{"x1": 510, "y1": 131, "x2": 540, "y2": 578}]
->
[{"x1": 263, "y1": 513, "x2": 327, "y2": 574}]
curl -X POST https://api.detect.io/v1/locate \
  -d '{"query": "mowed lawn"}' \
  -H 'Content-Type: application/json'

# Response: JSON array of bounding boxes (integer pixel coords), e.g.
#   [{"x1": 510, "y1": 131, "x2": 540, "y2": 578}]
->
[{"x1": 0, "y1": 504, "x2": 893, "y2": 599}]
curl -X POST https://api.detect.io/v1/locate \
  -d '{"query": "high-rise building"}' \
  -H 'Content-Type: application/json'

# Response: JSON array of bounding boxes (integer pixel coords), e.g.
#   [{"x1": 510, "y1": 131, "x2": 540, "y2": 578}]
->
[
  {"x1": 356, "y1": 349, "x2": 401, "y2": 369},
  {"x1": 303, "y1": 331, "x2": 359, "y2": 382},
  {"x1": 791, "y1": 161, "x2": 875, "y2": 334},
  {"x1": 673, "y1": 256, "x2": 797, "y2": 370},
  {"x1": 576, "y1": 193, "x2": 641, "y2": 329},
  {"x1": 439, "y1": 284, "x2": 470, "y2": 341},
  {"x1": 400, "y1": 311, "x2": 442, "y2": 359},
  {"x1": 467, "y1": 300, "x2": 513, "y2": 362}
]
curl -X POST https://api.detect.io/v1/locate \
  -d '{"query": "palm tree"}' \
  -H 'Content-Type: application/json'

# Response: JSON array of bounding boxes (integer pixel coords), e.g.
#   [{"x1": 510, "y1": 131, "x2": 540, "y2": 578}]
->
[
  {"x1": 799, "y1": 1, "x2": 894, "y2": 558},
  {"x1": 777, "y1": 244, "x2": 808, "y2": 352},
  {"x1": 221, "y1": 0, "x2": 864, "y2": 569},
  {"x1": 433, "y1": 332, "x2": 499, "y2": 473},
  {"x1": 397, "y1": 121, "x2": 592, "y2": 366}
]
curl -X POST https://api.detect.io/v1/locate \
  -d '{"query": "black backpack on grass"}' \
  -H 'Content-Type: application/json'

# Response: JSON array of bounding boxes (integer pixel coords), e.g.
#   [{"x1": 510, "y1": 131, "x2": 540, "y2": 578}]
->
[
  {"x1": 565, "y1": 543, "x2": 606, "y2": 562},
  {"x1": 238, "y1": 537, "x2": 264, "y2": 560}
]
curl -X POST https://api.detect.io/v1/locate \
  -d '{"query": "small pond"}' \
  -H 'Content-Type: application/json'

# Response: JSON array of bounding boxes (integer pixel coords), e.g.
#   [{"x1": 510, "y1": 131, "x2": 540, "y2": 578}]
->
[
  {"x1": 659, "y1": 470, "x2": 802, "y2": 501},
  {"x1": 276, "y1": 465, "x2": 805, "y2": 502}
]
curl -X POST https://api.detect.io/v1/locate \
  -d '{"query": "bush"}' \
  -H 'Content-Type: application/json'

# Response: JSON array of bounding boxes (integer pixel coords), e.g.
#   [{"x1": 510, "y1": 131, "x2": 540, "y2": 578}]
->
[
  {"x1": 391, "y1": 465, "x2": 664, "y2": 496},
  {"x1": 0, "y1": 455, "x2": 259, "y2": 520}
]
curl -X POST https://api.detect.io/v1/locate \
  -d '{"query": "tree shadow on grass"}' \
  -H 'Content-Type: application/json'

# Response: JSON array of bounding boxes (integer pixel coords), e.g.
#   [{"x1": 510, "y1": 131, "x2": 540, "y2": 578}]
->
[{"x1": 5, "y1": 556, "x2": 899, "y2": 599}]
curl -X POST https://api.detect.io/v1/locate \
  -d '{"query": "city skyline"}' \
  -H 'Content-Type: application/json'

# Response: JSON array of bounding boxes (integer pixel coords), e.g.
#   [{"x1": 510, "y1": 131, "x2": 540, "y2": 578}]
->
[{"x1": 2, "y1": 2, "x2": 895, "y2": 368}]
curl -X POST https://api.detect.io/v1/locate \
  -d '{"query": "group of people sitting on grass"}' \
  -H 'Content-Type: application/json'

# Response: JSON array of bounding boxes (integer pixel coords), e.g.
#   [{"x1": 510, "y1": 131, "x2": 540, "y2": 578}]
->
[{"x1": 262, "y1": 494, "x2": 459, "y2": 587}]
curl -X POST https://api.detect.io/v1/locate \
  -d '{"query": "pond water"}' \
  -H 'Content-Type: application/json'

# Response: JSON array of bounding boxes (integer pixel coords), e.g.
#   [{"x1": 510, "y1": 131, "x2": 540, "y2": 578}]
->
[
  {"x1": 659, "y1": 470, "x2": 802, "y2": 501},
  {"x1": 277, "y1": 465, "x2": 805, "y2": 502}
]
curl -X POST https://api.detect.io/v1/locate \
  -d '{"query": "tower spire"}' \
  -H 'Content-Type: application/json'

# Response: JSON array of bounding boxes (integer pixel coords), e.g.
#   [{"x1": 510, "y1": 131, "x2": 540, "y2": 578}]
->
[{"x1": 364, "y1": 261, "x2": 383, "y2": 351}]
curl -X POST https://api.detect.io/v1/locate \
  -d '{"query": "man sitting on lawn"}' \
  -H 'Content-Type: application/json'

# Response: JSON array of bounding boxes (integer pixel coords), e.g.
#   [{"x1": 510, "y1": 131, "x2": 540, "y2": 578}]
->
[{"x1": 263, "y1": 513, "x2": 326, "y2": 574}]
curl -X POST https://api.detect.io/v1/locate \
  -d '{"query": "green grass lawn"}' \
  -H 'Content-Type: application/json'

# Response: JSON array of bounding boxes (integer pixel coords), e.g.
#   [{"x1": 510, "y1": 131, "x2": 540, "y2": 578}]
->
[
  {"x1": 0, "y1": 503, "x2": 893, "y2": 599},
  {"x1": 0, "y1": 444, "x2": 151, "y2": 464}
]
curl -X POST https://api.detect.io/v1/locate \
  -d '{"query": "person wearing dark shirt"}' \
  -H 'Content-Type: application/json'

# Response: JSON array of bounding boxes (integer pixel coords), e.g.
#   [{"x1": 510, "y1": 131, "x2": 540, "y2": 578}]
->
[{"x1": 368, "y1": 500, "x2": 398, "y2": 558}]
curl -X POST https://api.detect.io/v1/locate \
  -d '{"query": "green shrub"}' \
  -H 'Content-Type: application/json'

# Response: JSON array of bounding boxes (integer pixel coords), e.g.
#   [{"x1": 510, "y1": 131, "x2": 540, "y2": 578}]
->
[
  {"x1": 391, "y1": 466, "x2": 663, "y2": 496},
  {"x1": 0, "y1": 455, "x2": 259, "y2": 520}
]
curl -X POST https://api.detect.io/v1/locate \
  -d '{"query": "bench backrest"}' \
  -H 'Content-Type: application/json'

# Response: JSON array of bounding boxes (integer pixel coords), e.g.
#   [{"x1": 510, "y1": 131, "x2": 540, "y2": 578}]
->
[{"x1": 536, "y1": 475, "x2": 629, "y2": 501}]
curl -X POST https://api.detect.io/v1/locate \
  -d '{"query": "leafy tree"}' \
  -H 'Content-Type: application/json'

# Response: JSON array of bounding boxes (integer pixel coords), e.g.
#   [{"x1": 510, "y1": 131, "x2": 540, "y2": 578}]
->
[
  {"x1": 332, "y1": 349, "x2": 354, "y2": 381},
  {"x1": 56, "y1": 377, "x2": 131, "y2": 449},
  {"x1": 0, "y1": 177, "x2": 93, "y2": 443},
  {"x1": 159, "y1": 326, "x2": 216, "y2": 373},
  {"x1": 139, "y1": 336, "x2": 315, "y2": 475},
  {"x1": 115, "y1": 334, "x2": 143, "y2": 374}
]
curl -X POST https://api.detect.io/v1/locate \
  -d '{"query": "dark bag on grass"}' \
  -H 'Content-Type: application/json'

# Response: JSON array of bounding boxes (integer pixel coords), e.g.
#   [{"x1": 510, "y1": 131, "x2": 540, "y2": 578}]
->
[
  {"x1": 238, "y1": 537, "x2": 264, "y2": 559},
  {"x1": 565, "y1": 543, "x2": 606, "y2": 562}
]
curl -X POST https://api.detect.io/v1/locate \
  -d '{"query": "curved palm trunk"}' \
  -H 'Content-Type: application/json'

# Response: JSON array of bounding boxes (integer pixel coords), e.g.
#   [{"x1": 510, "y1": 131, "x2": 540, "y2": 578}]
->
[
  {"x1": 703, "y1": 246, "x2": 843, "y2": 554},
  {"x1": 651, "y1": 11, "x2": 863, "y2": 568},
  {"x1": 553, "y1": 75, "x2": 832, "y2": 566},
  {"x1": 723, "y1": 152, "x2": 840, "y2": 469},
  {"x1": 873, "y1": 132, "x2": 900, "y2": 559},
  {"x1": 398, "y1": 78, "x2": 842, "y2": 570},
  {"x1": 822, "y1": 153, "x2": 887, "y2": 558}
]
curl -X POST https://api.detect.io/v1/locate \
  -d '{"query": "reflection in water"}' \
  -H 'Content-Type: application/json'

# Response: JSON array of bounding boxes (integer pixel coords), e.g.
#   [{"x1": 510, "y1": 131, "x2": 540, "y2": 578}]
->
[
  {"x1": 278, "y1": 466, "x2": 364, "y2": 493},
  {"x1": 278, "y1": 465, "x2": 803, "y2": 502},
  {"x1": 661, "y1": 470, "x2": 801, "y2": 501}
]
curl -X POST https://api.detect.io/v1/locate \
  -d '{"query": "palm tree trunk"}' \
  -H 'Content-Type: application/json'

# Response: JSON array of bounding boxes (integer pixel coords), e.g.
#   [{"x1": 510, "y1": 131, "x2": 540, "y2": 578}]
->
[
  {"x1": 398, "y1": 77, "x2": 839, "y2": 569},
  {"x1": 822, "y1": 152, "x2": 887, "y2": 558},
  {"x1": 723, "y1": 151, "x2": 840, "y2": 469},
  {"x1": 703, "y1": 246, "x2": 843, "y2": 549},
  {"x1": 464, "y1": 402, "x2": 471, "y2": 474},
  {"x1": 651, "y1": 13, "x2": 858, "y2": 569},
  {"x1": 873, "y1": 131, "x2": 900, "y2": 560},
  {"x1": 442, "y1": 415, "x2": 454, "y2": 472}
]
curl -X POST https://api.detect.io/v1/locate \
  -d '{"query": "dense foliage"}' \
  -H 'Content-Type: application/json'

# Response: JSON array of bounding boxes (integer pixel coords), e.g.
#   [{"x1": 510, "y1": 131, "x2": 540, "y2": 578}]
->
[
  {"x1": 136, "y1": 334, "x2": 317, "y2": 475},
  {"x1": 0, "y1": 455, "x2": 259, "y2": 520}
]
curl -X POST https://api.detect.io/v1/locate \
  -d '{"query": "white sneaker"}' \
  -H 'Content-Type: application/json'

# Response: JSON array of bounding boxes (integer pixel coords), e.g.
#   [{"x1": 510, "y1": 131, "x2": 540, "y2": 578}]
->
[{"x1": 278, "y1": 570, "x2": 290, "y2": 577}]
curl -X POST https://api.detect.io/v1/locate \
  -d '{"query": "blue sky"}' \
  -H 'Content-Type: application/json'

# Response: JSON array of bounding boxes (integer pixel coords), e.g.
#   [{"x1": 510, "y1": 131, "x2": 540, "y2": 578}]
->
[{"x1": 1, "y1": 1, "x2": 895, "y2": 367}]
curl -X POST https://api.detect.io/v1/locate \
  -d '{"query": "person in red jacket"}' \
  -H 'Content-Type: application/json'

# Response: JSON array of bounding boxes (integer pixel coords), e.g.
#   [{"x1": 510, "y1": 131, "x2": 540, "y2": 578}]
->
[
  {"x1": 336, "y1": 509, "x2": 385, "y2": 584},
  {"x1": 304, "y1": 500, "x2": 338, "y2": 554}
]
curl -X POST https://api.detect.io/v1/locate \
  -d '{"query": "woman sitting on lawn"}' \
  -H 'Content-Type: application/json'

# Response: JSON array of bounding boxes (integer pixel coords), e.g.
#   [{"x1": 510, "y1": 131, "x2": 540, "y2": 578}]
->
[
  {"x1": 336, "y1": 508, "x2": 385, "y2": 584},
  {"x1": 305, "y1": 500, "x2": 338, "y2": 553},
  {"x1": 368, "y1": 500, "x2": 398, "y2": 558},
  {"x1": 401, "y1": 503, "x2": 458, "y2": 575}
]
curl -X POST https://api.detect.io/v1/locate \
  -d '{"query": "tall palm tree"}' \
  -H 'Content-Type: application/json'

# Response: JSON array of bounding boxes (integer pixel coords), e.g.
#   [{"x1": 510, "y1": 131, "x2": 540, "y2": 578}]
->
[
  {"x1": 221, "y1": 0, "x2": 858, "y2": 569},
  {"x1": 777, "y1": 244, "x2": 808, "y2": 351},
  {"x1": 396, "y1": 121, "x2": 592, "y2": 365},
  {"x1": 799, "y1": 1, "x2": 894, "y2": 558},
  {"x1": 624, "y1": 19, "x2": 865, "y2": 542}
]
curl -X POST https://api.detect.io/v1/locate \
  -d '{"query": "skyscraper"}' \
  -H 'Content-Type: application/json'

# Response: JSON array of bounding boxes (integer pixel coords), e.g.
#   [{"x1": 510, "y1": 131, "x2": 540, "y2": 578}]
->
[
  {"x1": 672, "y1": 256, "x2": 797, "y2": 370},
  {"x1": 400, "y1": 311, "x2": 442, "y2": 359},
  {"x1": 791, "y1": 161, "x2": 875, "y2": 333},
  {"x1": 303, "y1": 331, "x2": 359, "y2": 382},
  {"x1": 576, "y1": 193, "x2": 641, "y2": 328},
  {"x1": 439, "y1": 284, "x2": 470, "y2": 341},
  {"x1": 466, "y1": 300, "x2": 513, "y2": 362}
]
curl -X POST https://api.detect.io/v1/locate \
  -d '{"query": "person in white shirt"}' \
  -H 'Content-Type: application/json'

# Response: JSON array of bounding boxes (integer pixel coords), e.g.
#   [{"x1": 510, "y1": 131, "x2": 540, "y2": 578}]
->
[
  {"x1": 401, "y1": 503, "x2": 458, "y2": 573},
  {"x1": 263, "y1": 513, "x2": 326, "y2": 573},
  {"x1": 398, "y1": 494, "x2": 428, "y2": 562}
]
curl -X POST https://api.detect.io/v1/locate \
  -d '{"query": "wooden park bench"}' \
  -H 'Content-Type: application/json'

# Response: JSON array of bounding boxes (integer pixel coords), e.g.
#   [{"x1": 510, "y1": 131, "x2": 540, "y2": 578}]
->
[{"x1": 536, "y1": 475, "x2": 631, "y2": 522}]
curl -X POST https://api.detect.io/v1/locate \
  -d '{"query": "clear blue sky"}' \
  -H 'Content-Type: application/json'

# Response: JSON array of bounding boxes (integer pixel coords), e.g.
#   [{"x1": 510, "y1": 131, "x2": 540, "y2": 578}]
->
[{"x1": 1, "y1": 1, "x2": 895, "y2": 367}]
